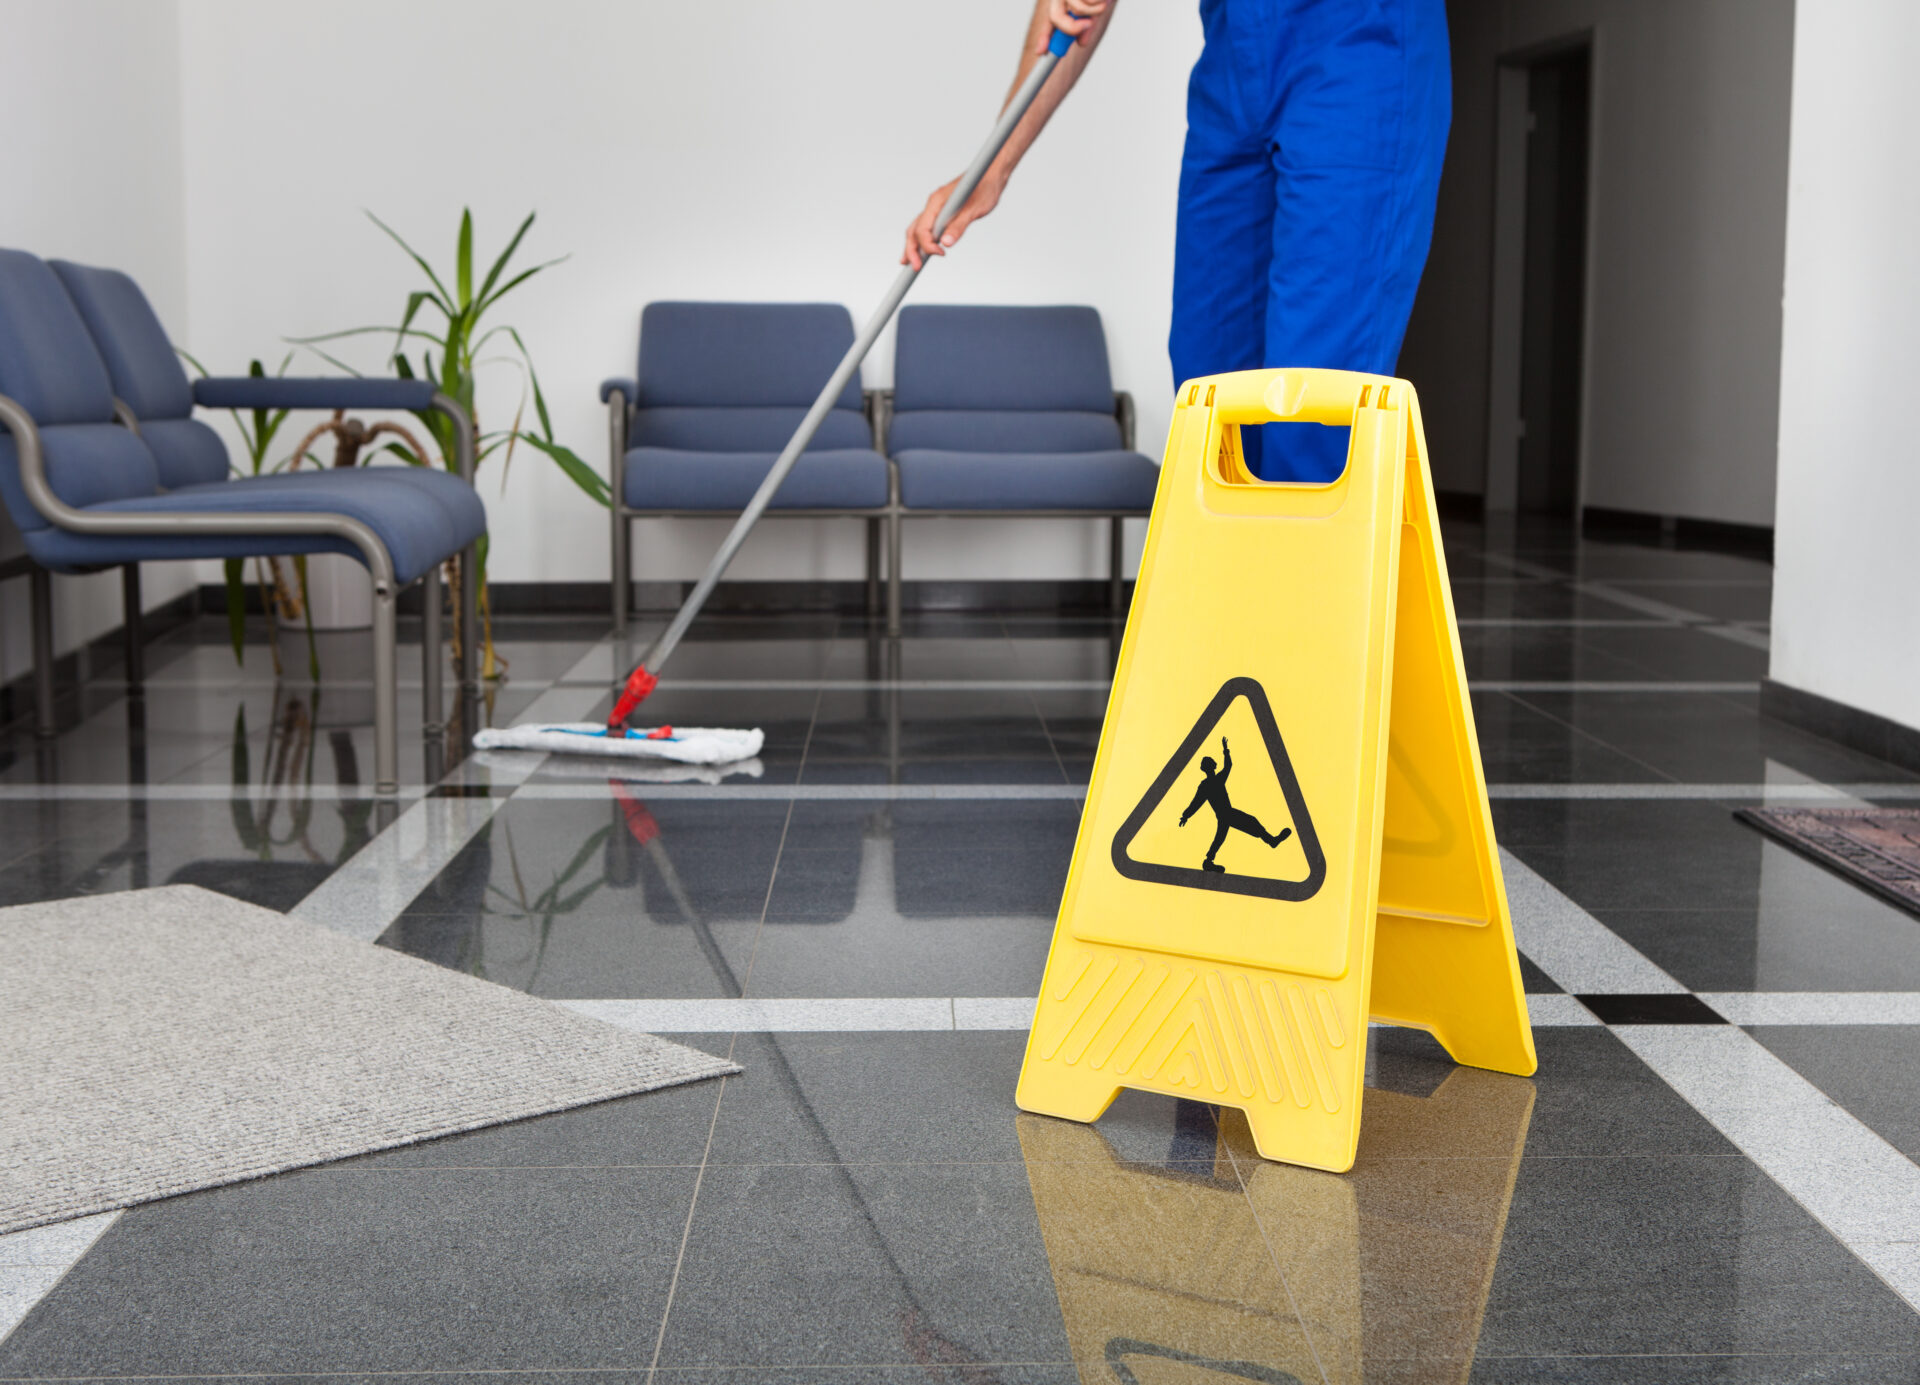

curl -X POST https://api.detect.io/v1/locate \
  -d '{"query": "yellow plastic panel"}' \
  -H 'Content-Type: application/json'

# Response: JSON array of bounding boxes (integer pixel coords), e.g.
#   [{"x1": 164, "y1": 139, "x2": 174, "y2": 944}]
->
[{"x1": 1016, "y1": 369, "x2": 1535, "y2": 1172}]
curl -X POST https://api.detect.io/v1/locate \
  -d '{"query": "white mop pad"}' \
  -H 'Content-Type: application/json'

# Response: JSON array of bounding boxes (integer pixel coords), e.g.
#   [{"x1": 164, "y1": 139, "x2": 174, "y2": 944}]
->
[
  {"x1": 471, "y1": 749, "x2": 765, "y2": 785},
  {"x1": 472, "y1": 723, "x2": 764, "y2": 765}
]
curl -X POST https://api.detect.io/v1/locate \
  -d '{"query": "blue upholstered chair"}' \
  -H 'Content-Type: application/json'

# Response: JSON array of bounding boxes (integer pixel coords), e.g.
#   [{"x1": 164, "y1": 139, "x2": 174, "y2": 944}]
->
[
  {"x1": 601, "y1": 302, "x2": 890, "y2": 630},
  {"x1": 884, "y1": 305, "x2": 1158, "y2": 631},
  {"x1": 0, "y1": 248, "x2": 485, "y2": 794}
]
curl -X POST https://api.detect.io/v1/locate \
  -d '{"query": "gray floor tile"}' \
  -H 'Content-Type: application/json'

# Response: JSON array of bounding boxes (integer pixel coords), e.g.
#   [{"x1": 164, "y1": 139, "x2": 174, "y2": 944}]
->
[
  {"x1": 656, "y1": 1162, "x2": 1072, "y2": 1370},
  {"x1": 1479, "y1": 1155, "x2": 1920, "y2": 1358},
  {"x1": 1746, "y1": 1026, "x2": 1920, "y2": 1159},
  {"x1": 1468, "y1": 1352, "x2": 1920, "y2": 1382},
  {"x1": 0, "y1": 1166, "x2": 699, "y2": 1375}
]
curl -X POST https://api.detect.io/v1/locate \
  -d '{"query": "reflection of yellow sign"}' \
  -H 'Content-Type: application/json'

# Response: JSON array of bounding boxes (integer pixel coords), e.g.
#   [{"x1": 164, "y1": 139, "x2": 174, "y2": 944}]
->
[
  {"x1": 1020, "y1": 1067, "x2": 1534, "y2": 1383},
  {"x1": 1017, "y1": 370, "x2": 1537, "y2": 1171}
]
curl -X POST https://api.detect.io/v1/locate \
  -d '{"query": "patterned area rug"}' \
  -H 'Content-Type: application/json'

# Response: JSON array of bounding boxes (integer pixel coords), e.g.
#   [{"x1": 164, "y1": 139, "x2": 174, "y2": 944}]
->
[
  {"x1": 0, "y1": 886, "x2": 737, "y2": 1234},
  {"x1": 1736, "y1": 807, "x2": 1920, "y2": 916}
]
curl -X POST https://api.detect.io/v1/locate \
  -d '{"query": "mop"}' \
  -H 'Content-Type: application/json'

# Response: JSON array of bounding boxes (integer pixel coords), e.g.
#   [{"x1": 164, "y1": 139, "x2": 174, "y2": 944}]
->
[{"x1": 476, "y1": 28, "x2": 1081, "y2": 765}]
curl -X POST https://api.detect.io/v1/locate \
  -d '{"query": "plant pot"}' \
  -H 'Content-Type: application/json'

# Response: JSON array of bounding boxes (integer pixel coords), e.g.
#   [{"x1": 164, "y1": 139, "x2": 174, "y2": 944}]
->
[{"x1": 282, "y1": 551, "x2": 373, "y2": 631}]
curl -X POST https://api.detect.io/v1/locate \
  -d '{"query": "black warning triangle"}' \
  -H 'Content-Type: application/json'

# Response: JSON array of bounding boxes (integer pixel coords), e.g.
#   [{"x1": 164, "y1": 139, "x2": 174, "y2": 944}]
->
[{"x1": 1110, "y1": 676, "x2": 1328, "y2": 902}]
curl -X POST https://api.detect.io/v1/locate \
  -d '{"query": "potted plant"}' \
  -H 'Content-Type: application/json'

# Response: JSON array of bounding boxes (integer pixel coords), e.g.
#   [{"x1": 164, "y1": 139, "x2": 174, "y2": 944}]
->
[{"x1": 295, "y1": 209, "x2": 607, "y2": 680}]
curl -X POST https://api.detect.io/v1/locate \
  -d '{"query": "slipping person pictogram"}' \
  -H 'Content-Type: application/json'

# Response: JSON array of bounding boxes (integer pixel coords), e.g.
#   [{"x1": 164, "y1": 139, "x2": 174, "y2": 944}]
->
[{"x1": 1177, "y1": 737, "x2": 1291, "y2": 873}]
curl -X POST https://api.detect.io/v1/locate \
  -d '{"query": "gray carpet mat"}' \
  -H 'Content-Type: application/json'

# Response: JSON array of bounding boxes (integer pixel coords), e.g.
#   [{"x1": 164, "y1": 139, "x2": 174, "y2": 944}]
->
[{"x1": 1, "y1": 885, "x2": 737, "y2": 1234}]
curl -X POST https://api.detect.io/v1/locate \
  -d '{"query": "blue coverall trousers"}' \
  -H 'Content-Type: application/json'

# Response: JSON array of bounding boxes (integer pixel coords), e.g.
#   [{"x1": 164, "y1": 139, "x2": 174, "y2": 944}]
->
[{"x1": 1170, "y1": 0, "x2": 1451, "y2": 482}]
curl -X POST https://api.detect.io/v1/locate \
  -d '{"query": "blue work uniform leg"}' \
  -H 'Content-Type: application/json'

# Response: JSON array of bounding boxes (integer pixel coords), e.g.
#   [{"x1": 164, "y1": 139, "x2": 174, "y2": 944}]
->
[{"x1": 1171, "y1": 0, "x2": 1452, "y2": 483}]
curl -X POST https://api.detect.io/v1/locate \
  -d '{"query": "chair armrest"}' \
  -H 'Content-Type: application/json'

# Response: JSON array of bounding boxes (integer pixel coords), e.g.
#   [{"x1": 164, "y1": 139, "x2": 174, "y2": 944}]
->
[
  {"x1": 193, "y1": 377, "x2": 438, "y2": 411},
  {"x1": 194, "y1": 379, "x2": 475, "y2": 486},
  {"x1": 599, "y1": 378, "x2": 639, "y2": 405},
  {"x1": 0, "y1": 390, "x2": 395, "y2": 585},
  {"x1": 1115, "y1": 390, "x2": 1136, "y2": 451}
]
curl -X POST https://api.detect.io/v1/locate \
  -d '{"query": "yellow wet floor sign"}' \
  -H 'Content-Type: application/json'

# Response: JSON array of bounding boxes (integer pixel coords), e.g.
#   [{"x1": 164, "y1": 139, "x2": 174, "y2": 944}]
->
[{"x1": 1016, "y1": 367, "x2": 1537, "y2": 1172}]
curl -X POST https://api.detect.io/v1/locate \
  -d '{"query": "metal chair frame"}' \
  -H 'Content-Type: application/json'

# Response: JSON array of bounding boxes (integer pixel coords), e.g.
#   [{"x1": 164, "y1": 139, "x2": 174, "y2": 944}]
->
[
  {"x1": 0, "y1": 391, "x2": 479, "y2": 795},
  {"x1": 606, "y1": 386, "x2": 1147, "y2": 638}
]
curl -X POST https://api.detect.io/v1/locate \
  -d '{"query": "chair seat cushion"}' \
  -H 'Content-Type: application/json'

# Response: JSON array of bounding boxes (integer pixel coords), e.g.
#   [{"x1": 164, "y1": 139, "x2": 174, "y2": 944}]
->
[
  {"x1": 886, "y1": 409, "x2": 1121, "y2": 454},
  {"x1": 142, "y1": 417, "x2": 230, "y2": 490},
  {"x1": 623, "y1": 448, "x2": 889, "y2": 511},
  {"x1": 23, "y1": 467, "x2": 485, "y2": 584},
  {"x1": 0, "y1": 423, "x2": 160, "y2": 531},
  {"x1": 895, "y1": 449, "x2": 1159, "y2": 512}
]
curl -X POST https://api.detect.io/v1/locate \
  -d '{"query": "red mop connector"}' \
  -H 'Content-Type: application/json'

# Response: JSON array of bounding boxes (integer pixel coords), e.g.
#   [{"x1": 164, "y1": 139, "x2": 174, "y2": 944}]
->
[{"x1": 605, "y1": 665, "x2": 659, "y2": 733}]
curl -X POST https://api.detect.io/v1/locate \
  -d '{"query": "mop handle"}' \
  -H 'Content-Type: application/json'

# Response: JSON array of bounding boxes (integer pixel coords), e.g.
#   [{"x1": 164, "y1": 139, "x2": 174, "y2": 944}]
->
[{"x1": 630, "y1": 28, "x2": 1078, "y2": 687}]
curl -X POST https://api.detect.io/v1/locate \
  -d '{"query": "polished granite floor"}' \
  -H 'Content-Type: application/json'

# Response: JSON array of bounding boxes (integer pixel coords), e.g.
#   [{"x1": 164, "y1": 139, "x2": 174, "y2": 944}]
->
[{"x1": 5, "y1": 518, "x2": 1920, "y2": 1383}]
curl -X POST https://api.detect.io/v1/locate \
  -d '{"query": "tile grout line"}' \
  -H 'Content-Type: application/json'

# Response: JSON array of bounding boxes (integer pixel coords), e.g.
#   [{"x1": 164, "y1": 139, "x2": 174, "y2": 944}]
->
[{"x1": 644, "y1": 1054, "x2": 728, "y2": 1384}]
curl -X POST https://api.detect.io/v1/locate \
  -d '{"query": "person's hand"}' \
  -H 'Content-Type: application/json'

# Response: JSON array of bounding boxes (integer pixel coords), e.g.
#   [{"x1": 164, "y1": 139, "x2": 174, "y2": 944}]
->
[
  {"x1": 901, "y1": 172, "x2": 1005, "y2": 270},
  {"x1": 1046, "y1": 0, "x2": 1110, "y2": 48}
]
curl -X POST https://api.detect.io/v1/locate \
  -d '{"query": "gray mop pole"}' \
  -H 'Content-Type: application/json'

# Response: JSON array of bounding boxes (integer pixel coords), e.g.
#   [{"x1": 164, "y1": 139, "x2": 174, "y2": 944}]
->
[{"x1": 624, "y1": 29, "x2": 1079, "y2": 698}]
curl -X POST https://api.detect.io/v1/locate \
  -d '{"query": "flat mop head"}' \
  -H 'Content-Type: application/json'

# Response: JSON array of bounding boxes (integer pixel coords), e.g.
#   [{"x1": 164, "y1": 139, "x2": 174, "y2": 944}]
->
[{"x1": 472, "y1": 723, "x2": 764, "y2": 766}]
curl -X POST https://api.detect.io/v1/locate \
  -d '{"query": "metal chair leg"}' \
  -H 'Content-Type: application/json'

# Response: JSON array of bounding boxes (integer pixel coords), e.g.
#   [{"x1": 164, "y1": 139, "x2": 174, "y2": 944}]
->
[
  {"x1": 458, "y1": 539, "x2": 480, "y2": 696},
  {"x1": 372, "y1": 573, "x2": 399, "y2": 796},
  {"x1": 887, "y1": 507, "x2": 903, "y2": 638},
  {"x1": 865, "y1": 517, "x2": 880, "y2": 620},
  {"x1": 121, "y1": 563, "x2": 143, "y2": 687},
  {"x1": 612, "y1": 507, "x2": 629, "y2": 633},
  {"x1": 422, "y1": 564, "x2": 443, "y2": 732},
  {"x1": 1108, "y1": 516, "x2": 1125, "y2": 613},
  {"x1": 30, "y1": 566, "x2": 55, "y2": 737}
]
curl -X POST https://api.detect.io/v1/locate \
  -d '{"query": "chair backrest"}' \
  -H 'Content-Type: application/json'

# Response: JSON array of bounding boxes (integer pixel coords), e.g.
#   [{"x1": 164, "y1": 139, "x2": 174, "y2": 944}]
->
[
  {"x1": 51, "y1": 260, "x2": 229, "y2": 488},
  {"x1": 0, "y1": 249, "x2": 159, "y2": 531},
  {"x1": 629, "y1": 302, "x2": 872, "y2": 452},
  {"x1": 888, "y1": 305, "x2": 1121, "y2": 454}
]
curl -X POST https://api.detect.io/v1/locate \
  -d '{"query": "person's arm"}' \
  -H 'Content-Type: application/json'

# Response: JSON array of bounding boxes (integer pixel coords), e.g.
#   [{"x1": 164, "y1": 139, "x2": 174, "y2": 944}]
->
[
  {"x1": 1178, "y1": 780, "x2": 1207, "y2": 826},
  {"x1": 901, "y1": 0, "x2": 1116, "y2": 269},
  {"x1": 1220, "y1": 738, "x2": 1231, "y2": 779}
]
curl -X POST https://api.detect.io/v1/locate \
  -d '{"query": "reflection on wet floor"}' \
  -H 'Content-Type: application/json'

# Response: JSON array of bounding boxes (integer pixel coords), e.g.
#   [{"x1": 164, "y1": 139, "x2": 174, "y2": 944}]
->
[{"x1": 1025, "y1": 1061, "x2": 1533, "y2": 1385}]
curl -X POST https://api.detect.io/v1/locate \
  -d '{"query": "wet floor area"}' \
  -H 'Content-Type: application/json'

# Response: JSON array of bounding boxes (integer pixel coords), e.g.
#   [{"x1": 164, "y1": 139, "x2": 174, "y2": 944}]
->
[{"x1": 4, "y1": 517, "x2": 1919, "y2": 1382}]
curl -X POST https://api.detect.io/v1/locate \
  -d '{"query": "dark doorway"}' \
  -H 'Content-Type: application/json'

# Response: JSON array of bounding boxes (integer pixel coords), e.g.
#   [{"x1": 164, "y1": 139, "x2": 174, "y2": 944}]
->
[{"x1": 1515, "y1": 45, "x2": 1591, "y2": 514}]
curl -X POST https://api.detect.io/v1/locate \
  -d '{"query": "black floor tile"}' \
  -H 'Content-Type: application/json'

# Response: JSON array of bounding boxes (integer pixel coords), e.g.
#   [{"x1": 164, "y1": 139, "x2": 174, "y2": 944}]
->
[
  {"x1": 1577, "y1": 993, "x2": 1727, "y2": 1024},
  {"x1": 742, "y1": 802, "x2": 1072, "y2": 996},
  {"x1": 1597, "y1": 580, "x2": 1774, "y2": 623},
  {"x1": 1495, "y1": 802, "x2": 1920, "y2": 990},
  {"x1": 1458, "y1": 626, "x2": 1657, "y2": 683},
  {"x1": 1470, "y1": 692, "x2": 1665, "y2": 784},
  {"x1": 381, "y1": 797, "x2": 790, "y2": 998},
  {"x1": 1512, "y1": 690, "x2": 1916, "y2": 785},
  {"x1": 1571, "y1": 624, "x2": 1772, "y2": 681}
]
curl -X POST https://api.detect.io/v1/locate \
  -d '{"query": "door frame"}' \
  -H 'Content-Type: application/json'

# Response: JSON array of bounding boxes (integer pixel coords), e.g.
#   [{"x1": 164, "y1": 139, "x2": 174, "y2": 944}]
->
[{"x1": 1484, "y1": 29, "x2": 1600, "y2": 516}]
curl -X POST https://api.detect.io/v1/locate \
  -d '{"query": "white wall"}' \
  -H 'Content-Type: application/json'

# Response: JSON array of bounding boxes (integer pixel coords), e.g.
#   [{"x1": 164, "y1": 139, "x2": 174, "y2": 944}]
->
[
  {"x1": 1402, "y1": 0, "x2": 1794, "y2": 526},
  {"x1": 1769, "y1": 0, "x2": 1920, "y2": 732},
  {"x1": 0, "y1": 0, "x2": 192, "y2": 681},
  {"x1": 175, "y1": 1, "x2": 1200, "y2": 588}
]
